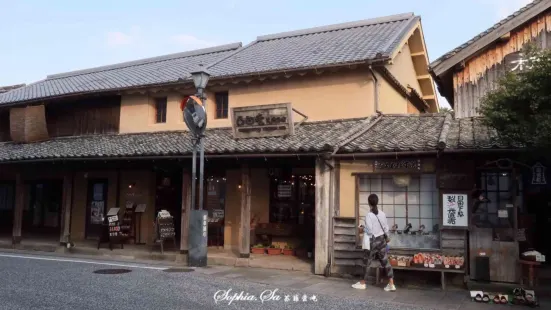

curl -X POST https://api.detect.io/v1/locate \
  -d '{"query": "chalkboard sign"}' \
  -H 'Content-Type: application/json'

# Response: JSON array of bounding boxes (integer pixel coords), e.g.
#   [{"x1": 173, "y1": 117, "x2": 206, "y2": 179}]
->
[{"x1": 158, "y1": 217, "x2": 175, "y2": 240}]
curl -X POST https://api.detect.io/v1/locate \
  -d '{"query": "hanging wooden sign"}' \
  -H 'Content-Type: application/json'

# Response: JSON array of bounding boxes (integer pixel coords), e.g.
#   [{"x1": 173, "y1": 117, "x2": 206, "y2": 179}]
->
[
  {"x1": 374, "y1": 159, "x2": 421, "y2": 172},
  {"x1": 231, "y1": 103, "x2": 294, "y2": 139}
]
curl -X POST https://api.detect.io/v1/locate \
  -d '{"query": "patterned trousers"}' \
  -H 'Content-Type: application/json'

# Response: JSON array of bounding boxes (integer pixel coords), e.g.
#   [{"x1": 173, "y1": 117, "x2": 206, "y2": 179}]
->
[{"x1": 363, "y1": 235, "x2": 394, "y2": 281}]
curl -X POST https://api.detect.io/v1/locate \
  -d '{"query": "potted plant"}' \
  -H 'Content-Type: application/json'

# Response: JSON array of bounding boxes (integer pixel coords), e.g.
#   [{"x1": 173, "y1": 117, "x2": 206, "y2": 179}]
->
[
  {"x1": 267, "y1": 244, "x2": 282, "y2": 255},
  {"x1": 251, "y1": 244, "x2": 266, "y2": 255},
  {"x1": 282, "y1": 245, "x2": 295, "y2": 256}
]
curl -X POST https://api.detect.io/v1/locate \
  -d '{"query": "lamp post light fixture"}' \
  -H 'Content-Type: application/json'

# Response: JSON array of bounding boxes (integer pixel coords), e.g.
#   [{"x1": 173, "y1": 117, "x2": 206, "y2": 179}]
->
[{"x1": 190, "y1": 69, "x2": 210, "y2": 101}]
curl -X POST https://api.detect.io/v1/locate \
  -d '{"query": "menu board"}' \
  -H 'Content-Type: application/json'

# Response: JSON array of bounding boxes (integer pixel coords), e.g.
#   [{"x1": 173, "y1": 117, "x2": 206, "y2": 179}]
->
[
  {"x1": 108, "y1": 215, "x2": 121, "y2": 238},
  {"x1": 158, "y1": 217, "x2": 176, "y2": 240}
]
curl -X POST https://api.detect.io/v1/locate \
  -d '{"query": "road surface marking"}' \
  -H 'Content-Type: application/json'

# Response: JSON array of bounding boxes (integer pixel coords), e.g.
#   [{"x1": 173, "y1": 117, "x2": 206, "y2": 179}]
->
[{"x1": 0, "y1": 253, "x2": 171, "y2": 270}]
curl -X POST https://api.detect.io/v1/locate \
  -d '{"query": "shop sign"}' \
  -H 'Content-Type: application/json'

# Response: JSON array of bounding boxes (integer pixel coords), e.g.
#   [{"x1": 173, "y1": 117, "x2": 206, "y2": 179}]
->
[
  {"x1": 277, "y1": 184, "x2": 292, "y2": 198},
  {"x1": 531, "y1": 162, "x2": 546, "y2": 185},
  {"x1": 231, "y1": 103, "x2": 294, "y2": 139},
  {"x1": 442, "y1": 193, "x2": 469, "y2": 229},
  {"x1": 374, "y1": 159, "x2": 421, "y2": 172},
  {"x1": 505, "y1": 51, "x2": 539, "y2": 73},
  {"x1": 212, "y1": 209, "x2": 224, "y2": 220}
]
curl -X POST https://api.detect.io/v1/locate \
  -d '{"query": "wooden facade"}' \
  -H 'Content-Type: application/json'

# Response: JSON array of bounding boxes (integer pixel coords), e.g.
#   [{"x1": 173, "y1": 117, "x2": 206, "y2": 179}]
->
[
  {"x1": 452, "y1": 11, "x2": 551, "y2": 118},
  {"x1": 0, "y1": 96, "x2": 121, "y2": 142}
]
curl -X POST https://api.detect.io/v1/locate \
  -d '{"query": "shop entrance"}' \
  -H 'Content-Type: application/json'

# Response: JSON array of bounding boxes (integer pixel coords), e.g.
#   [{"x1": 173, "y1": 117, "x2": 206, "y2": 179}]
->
[
  {"x1": 258, "y1": 167, "x2": 315, "y2": 260},
  {"x1": 23, "y1": 180, "x2": 63, "y2": 238},
  {"x1": 85, "y1": 179, "x2": 108, "y2": 239},
  {"x1": 155, "y1": 171, "x2": 182, "y2": 242},
  {"x1": 525, "y1": 189, "x2": 551, "y2": 266}
]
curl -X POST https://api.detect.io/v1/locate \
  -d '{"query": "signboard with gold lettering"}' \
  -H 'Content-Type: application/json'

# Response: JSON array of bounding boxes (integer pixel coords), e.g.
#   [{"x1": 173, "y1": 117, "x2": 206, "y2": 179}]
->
[{"x1": 231, "y1": 103, "x2": 294, "y2": 139}]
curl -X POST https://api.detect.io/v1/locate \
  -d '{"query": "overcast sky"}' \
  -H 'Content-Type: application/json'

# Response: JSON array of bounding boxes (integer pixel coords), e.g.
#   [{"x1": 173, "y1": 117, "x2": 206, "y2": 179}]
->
[{"x1": 0, "y1": 0, "x2": 533, "y2": 108}]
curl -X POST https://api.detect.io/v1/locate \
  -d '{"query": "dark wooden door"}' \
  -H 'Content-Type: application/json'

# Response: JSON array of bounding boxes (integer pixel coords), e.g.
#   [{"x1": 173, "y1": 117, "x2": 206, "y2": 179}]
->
[{"x1": 86, "y1": 179, "x2": 108, "y2": 239}]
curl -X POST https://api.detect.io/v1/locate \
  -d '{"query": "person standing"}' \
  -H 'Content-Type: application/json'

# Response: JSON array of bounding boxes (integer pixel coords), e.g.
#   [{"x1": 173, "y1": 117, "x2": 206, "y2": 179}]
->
[{"x1": 352, "y1": 194, "x2": 396, "y2": 292}]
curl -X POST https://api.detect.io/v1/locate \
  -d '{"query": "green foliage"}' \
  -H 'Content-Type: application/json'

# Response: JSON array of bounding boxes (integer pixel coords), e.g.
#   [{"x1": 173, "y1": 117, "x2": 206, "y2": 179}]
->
[
  {"x1": 252, "y1": 243, "x2": 265, "y2": 248},
  {"x1": 439, "y1": 106, "x2": 454, "y2": 116},
  {"x1": 479, "y1": 44, "x2": 551, "y2": 152}
]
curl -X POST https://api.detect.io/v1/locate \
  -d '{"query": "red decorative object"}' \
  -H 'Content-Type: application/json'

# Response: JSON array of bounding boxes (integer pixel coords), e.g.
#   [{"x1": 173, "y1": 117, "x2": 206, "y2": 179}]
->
[
  {"x1": 267, "y1": 248, "x2": 282, "y2": 255},
  {"x1": 251, "y1": 247, "x2": 266, "y2": 255},
  {"x1": 282, "y1": 249, "x2": 295, "y2": 256}
]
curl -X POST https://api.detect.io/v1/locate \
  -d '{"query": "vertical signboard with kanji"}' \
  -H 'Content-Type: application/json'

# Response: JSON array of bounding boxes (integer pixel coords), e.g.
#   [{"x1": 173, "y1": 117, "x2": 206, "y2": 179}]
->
[{"x1": 442, "y1": 193, "x2": 469, "y2": 229}]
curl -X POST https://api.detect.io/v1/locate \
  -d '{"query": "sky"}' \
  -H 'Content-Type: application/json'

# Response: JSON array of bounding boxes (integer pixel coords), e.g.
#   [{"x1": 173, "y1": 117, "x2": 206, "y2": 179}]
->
[{"x1": 0, "y1": 0, "x2": 533, "y2": 108}]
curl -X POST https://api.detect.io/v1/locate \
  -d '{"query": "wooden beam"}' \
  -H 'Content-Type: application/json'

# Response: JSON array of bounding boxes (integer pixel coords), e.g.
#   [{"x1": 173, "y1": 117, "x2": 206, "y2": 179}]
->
[
  {"x1": 423, "y1": 95, "x2": 436, "y2": 100},
  {"x1": 431, "y1": 0, "x2": 551, "y2": 76},
  {"x1": 239, "y1": 165, "x2": 251, "y2": 258},
  {"x1": 411, "y1": 51, "x2": 426, "y2": 57},
  {"x1": 315, "y1": 158, "x2": 333, "y2": 275},
  {"x1": 59, "y1": 173, "x2": 73, "y2": 244},
  {"x1": 180, "y1": 171, "x2": 192, "y2": 254},
  {"x1": 12, "y1": 173, "x2": 24, "y2": 245},
  {"x1": 417, "y1": 74, "x2": 431, "y2": 80}
]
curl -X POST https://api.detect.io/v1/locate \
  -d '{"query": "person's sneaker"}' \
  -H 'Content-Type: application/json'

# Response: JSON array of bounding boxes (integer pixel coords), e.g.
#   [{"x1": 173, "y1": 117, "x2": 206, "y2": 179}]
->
[
  {"x1": 384, "y1": 283, "x2": 396, "y2": 292},
  {"x1": 351, "y1": 282, "x2": 366, "y2": 290}
]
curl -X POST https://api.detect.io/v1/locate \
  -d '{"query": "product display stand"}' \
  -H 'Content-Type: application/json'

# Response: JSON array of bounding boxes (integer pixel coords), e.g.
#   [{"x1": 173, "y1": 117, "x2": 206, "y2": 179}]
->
[
  {"x1": 121, "y1": 204, "x2": 135, "y2": 243},
  {"x1": 155, "y1": 212, "x2": 176, "y2": 254},
  {"x1": 134, "y1": 204, "x2": 147, "y2": 245}
]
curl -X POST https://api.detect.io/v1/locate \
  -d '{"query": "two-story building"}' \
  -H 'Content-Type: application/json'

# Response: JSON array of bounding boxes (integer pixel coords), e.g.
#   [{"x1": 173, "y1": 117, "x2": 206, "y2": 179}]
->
[
  {"x1": 430, "y1": 0, "x2": 551, "y2": 285},
  {"x1": 0, "y1": 12, "x2": 442, "y2": 274}
]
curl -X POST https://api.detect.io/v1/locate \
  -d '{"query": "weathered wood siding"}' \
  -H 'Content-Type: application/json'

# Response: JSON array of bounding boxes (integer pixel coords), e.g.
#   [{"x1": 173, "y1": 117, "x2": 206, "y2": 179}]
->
[
  {"x1": 0, "y1": 96, "x2": 121, "y2": 141},
  {"x1": 333, "y1": 217, "x2": 362, "y2": 267},
  {"x1": 454, "y1": 12, "x2": 551, "y2": 118},
  {"x1": 46, "y1": 96, "x2": 121, "y2": 137}
]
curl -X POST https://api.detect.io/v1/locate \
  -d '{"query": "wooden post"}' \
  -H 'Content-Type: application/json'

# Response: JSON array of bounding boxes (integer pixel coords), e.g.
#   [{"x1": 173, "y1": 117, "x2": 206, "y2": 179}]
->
[
  {"x1": 180, "y1": 171, "x2": 192, "y2": 254},
  {"x1": 12, "y1": 173, "x2": 24, "y2": 245},
  {"x1": 59, "y1": 173, "x2": 73, "y2": 244},
  {"x1": 239, "y1": 165, "x2": 251, "y2": 258},
  {"x1": 315, "y1": 157, "x2": 332, "y2": 275}
]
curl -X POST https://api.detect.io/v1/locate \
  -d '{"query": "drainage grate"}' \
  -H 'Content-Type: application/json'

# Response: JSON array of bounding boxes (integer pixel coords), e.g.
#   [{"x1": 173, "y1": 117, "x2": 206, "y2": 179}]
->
[
  {"x1": 162, "y1": 268, "x2": 194, "y2": 273},
  {"x1": 93, "y1": 269, "x2": 132, "y2": 275}
]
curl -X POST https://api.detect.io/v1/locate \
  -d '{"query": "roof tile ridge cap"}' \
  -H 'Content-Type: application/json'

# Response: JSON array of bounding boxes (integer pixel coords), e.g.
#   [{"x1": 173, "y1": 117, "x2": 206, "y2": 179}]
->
[
  {"x1": 379, "y1": 15, "x2": 420, "y2": 56},
  {"x1": 331, "y1": 112, "x2": 384, "y2": 155},
  {"x1": 437, "y1": 113, "x2": 453, "y2": 150},
  {"x1": 205, "y1": 41, "x2": 258, "y2": 71},
  {"x1": 47, "y1": 42, "x2": 243, "y2": 80},
  {"x1": 256, "y1": 13, "x2": 414, "y2": 42}
]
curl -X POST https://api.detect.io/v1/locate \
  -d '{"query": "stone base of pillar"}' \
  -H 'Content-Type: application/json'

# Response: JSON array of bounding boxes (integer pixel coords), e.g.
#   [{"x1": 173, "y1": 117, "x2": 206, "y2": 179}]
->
[
  {"x1": 239, "y1": 253, "x2": 250, "y2": 258},
  {"x1": 12, "y1": 236, "x2": 21, "y2": 245}
]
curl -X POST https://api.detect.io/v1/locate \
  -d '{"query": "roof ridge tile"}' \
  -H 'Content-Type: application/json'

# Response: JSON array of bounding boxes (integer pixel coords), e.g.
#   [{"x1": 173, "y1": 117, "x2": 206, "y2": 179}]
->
[{"x1": 256, "y1": 13, "x2": 414, "y2": 41}]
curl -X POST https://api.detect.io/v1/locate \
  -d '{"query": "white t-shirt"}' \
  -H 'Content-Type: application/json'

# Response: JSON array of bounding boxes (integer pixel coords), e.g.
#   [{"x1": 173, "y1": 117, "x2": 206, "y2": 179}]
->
[{"x1": 365, "y1": 211, "x2": 389, "y2": 238}]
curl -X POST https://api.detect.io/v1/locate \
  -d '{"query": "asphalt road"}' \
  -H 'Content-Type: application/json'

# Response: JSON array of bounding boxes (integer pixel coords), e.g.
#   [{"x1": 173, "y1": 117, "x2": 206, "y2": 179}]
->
[{"x1": 0, "y1": 252, "x2": 435, "y2": 310}]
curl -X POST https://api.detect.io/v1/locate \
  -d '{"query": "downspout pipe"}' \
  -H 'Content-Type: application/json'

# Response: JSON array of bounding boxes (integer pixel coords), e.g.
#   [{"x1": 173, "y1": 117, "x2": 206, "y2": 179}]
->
[{"x1": 369, "y1": 65, "x2": 379, "y2": 114}]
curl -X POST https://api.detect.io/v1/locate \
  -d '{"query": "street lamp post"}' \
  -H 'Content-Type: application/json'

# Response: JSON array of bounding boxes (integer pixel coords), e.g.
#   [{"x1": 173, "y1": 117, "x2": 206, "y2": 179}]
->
[
  {"x1": 190, "y1": 70, "x2": 210, "y2": 212},
  {"x1": 186, "y1": 68, "x2": 210, "y2": 267}
]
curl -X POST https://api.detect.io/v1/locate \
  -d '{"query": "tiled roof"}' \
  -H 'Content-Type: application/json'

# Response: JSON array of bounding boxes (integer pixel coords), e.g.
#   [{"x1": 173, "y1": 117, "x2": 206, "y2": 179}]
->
[
  {"x1": 340, "y1": 114, "x2": 448, "y2": 153},
  {"x1": 0, "y1": 13, "x2": 419, "y2": 106},
  {"x1": 0, "y1": 118, "x2": 362, "y2": 162},
  {"x1": 0, "y1": 114, "x2": 519, "y2": 163},
  {"x1": 430, "y1": 0, "x2": 547, "y2": 69},
  {"x1": 445, "y1": 117, "x2": 520, "y2": 149},
  {"x1": 0, "y1": 84, "x2": 25, "y2": 94},
  {"x1": 207, "y1": 13, "x2": 418, "y2": 78},
  {"x1": 0, "y1": 43, "x2": 241, "y2": 106}
]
